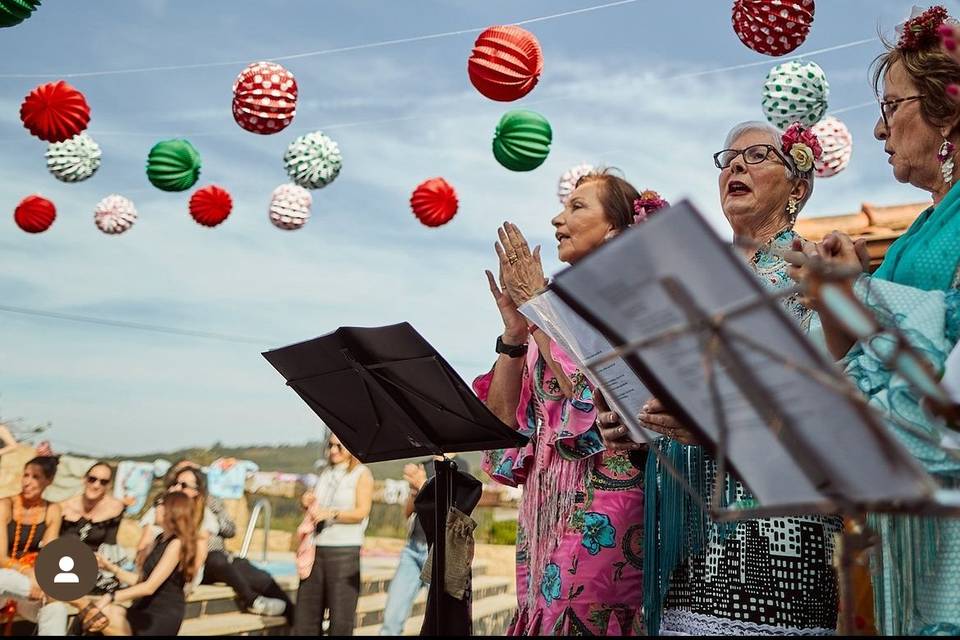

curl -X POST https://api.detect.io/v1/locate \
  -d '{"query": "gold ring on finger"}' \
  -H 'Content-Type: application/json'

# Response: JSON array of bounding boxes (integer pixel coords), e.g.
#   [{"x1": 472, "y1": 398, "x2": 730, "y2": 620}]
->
[{"x1": 508, "y1": 254, "x2": 519, "y2": 264}]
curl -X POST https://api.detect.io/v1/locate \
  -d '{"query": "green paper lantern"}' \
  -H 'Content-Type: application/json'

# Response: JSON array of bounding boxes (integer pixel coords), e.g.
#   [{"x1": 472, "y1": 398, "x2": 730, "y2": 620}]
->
[
  {"x1": 146, "y1": 139, "x2": 201, "y2": 192},
  {"x1": 493, "y1": 109, "x2": 552, "y2": 172},
  {"x1": 761, "y1": 60, "x2": 829, "y2": 130},
  {"x1": 0, "y1": 0, "x2": 40, "y2": 28}
]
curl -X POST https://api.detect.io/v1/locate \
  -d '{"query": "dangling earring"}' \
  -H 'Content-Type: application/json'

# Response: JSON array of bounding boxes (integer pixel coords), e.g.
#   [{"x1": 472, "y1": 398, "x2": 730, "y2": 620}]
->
[
  {"x1": 786, "y1": 198, "x2": 799, "y2": 226},
  {"x1": 938, "y1": 138, "x2": 956, "y2": 186}
]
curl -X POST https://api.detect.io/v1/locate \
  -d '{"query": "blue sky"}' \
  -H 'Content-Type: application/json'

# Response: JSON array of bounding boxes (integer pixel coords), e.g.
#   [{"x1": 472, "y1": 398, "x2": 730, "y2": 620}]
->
[{"x1": 0, "y1": 0, "x2": 951, "y2": 455}]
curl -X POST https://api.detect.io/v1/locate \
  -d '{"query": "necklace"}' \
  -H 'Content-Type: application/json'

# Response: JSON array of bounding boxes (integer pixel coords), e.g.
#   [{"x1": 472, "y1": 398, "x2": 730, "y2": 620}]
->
[
  {"x1": 750, "y1": 224, "x2": 794, "y2": 265},
  {"x1": 11, "y1": 496, "x2": 41, "y2": 560}
]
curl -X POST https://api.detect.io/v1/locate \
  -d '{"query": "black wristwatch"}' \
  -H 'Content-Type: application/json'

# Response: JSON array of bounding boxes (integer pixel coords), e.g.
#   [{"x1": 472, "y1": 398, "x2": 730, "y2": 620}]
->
[{"x1": 496, "y1": 335, "x2": 528, "y2": 358}]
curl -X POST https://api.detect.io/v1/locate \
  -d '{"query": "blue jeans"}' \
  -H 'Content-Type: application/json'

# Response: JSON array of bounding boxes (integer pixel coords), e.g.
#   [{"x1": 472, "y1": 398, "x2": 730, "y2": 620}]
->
[{"x1": 380, "y1": 539, "x2": 429, "y2": 635}]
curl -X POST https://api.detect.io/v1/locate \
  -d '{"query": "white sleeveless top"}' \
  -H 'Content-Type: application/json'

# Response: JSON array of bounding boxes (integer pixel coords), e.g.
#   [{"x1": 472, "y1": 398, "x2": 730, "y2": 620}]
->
[{"x1": 312, "y1": 463, "x2": 370, "y2": 547}]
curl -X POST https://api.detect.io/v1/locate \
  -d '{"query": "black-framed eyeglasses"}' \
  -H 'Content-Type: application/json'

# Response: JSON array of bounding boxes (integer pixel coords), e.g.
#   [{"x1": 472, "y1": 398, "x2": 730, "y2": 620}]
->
[
  {"x1": 713, "y1": 144, "x2": 786, "y2": 170},
  {"x1": 85, "y1": 476, "x2": 110, "y2": 486},
  {"x1": 172, "y1": 480, "x2": 198, "y2": 491},
  {"x1": 878, "y1": 95, "x2": 925, "y2": 130}
]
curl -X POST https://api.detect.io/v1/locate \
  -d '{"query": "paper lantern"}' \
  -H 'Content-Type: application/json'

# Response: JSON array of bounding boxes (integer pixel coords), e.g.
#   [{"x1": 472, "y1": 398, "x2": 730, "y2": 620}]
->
[
  {"x1": 0, "y1": 0, "x2": 40, "y2": 28},
  {"x1": 732, "y1": 0, "x2": 815, "y2": 56},
  {"x1": 189, "y1": 185, "x2": 232, "y2": 227},
  {"x1": 94, "y1": 194, "x2": 137, "y2": 235},
  {"x1": 811, "y1": 115, "x2": 852, "y2": 178},
  {"x1": 20, "y1": 80, "x2": 90, "y2": 143},
  {"x1": 269, "y1": 183, "x2": 312, "y2": 230},
  {"x1": 13, "y1": 194, "x2": 54, "y2": 233},
  {"x1": 761, "y1": 60, "x2": 829, "y2": 129},
  {"x1": 493, "y1": 110, "x2": 552, "y2": 172},
  {"x1": 283, "y1": 132, "x2": 342, "y2": 189},
  {"x1": 146, "y1": 139, "x2": 201, "y2": 192},
  {"x1": 468, "y1": 25, "x2": 543, "y2": 102},
  {"x1": 46, "y1": 133, "x2": 101, "y2": 183},
  {"x1": 232, "y1": 61, "x2": 298, "y2": 135},
  {"x1": 557, "y1": 163, "x2": 595, "y2": 204},
  {"x1": 410, "y1": 178, "x2": 458, "y2": 227}
]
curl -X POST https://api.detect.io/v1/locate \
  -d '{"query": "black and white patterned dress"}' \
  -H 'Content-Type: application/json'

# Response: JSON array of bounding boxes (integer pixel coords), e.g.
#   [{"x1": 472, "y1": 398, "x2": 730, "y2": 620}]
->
[{"x1": 656, "y1": 229, "x2": 841, "y2": 636}]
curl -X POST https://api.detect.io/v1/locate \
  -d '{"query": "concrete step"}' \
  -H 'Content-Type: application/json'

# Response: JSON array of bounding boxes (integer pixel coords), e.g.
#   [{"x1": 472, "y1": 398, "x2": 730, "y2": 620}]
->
[
  {"x1": 354, "y1": 592, "x2": 517, "y2": 636},
  {"x1": 186, "y1": 577, "x2": 298, "y2": 619},
  {"x1": 179, "y1": 613, "x2": 288, "y2": 637},
  {"x1": 354, "y1": 574, "x2": 512, "y2": 628}
]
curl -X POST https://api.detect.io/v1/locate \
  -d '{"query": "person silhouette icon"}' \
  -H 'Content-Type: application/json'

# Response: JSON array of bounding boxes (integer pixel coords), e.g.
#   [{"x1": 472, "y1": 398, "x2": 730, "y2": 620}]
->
[{"x1": 53, "y1": 556, "x2": 79, "y2": 584}]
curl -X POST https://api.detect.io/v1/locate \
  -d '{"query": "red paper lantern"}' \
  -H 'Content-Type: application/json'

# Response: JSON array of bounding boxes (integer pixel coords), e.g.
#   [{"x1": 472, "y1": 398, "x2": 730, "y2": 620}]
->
[
  {"x1": 411, "y1": 178, "x2": 458, "y2": 227},
  {"x1": 232, "y1": 61, "x2": 298, "y2": 135},
  {"x1": 732, "y1": 0, "x2": 815, "y2": 57},
  {"x1": 14, "y1": 195, "x2": 55, "y2": 233},
  {"x1": 189, "y1": 185, "x2": 233, "y2": 227},
  {"x1": 19, "y1": 80, "x2": 90, "y2": 143},
  {"x1": 468, "y1": 25, "x2": 543, "y2": 102}
]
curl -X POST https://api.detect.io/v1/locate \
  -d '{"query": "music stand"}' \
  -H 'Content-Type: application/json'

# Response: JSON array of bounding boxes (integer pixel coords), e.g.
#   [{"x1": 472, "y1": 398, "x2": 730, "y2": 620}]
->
[
  {"x1": 262, "y1": 322, "x2": 526, "y2": 635},
  {"x1": 549, "y1": 200, "x2": 960, "y2": 634}
]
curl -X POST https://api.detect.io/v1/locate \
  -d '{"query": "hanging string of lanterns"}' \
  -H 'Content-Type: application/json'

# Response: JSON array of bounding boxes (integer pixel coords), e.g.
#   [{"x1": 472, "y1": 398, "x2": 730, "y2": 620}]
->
[{"x1": 8, "y1": 9, "x2": 853, "y2": 235}]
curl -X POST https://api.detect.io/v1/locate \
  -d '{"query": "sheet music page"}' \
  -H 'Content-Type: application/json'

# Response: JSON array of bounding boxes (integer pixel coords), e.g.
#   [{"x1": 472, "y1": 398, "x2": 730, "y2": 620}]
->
[
  {"x1": 519, "y1": 290, "x2": 660, "y2": 443},
  {"x1": 550, "y1": 200, "x2": 936, "y2": 512}
]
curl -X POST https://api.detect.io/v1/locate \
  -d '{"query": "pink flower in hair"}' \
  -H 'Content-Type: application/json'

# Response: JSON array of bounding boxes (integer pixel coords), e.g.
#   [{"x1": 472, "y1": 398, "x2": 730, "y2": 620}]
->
[
  {"x1": 632, "y1": 190, "x2": 669, "y2": 225},
  {"x1": 781, "y1": 122, "x2": 823, "y2": 173}
]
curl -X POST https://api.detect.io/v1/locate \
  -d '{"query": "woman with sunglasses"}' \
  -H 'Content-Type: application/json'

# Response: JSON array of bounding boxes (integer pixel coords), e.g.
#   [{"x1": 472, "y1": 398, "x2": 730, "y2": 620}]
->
[
  {"x1": 784, "y1": 7, "x2": 960, "y2": 635},
  {"x1": 600, "y1": 121, "x2": 842, "y2": 636},
  {"x1": 293, "y1": 435, "x2": 373, "y2": 636},
  {"x1": 74, "y1": 491, "x2": 198, "y2": 636},
  {"x1": 60, "y1": 462, "x2": 126, "y2": 594},
  {"x1": 136, "y1": 465, "x2": 212, "y2": 593}
]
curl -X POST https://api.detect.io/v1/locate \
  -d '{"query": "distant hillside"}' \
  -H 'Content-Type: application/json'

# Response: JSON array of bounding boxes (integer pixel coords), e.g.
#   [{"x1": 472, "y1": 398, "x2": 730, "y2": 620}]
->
[{"x1": 89, "y1": 441, "x2": 484, "y2": 481}]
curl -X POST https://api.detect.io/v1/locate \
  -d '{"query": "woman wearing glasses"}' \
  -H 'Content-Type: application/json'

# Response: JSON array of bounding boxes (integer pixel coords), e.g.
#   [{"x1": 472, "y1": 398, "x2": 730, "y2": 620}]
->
[
  {"x1": 602, "y1": 121, "x2": 842, "y2": 636},
  {"x1": 784, "y1": 7, "x2": 960, "y2": 635},
  {"x1": 136, "y1": 465, "x2": 211, "y2": 593},
  {"x1": 293, "y1": 435, "x2": 373, "y2": 636},
  {"x1": 60, "y1": 462, "x2": 126, "y2": 593}
]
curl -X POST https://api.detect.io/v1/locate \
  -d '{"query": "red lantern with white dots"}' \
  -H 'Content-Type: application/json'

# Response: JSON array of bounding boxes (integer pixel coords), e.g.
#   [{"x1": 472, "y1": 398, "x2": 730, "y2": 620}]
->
[
  {"x1": 232, "y1": 61, "x2": 298, "y2": 135},
  {"x1": 732, "y1": 0, "x2": 815, "y2": 57}
]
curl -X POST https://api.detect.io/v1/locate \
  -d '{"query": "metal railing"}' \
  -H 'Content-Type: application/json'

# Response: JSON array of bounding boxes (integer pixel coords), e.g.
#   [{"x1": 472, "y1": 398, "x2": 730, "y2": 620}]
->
[{"x1": 239, "y1": 498, "x2": 272, "y2": 562}]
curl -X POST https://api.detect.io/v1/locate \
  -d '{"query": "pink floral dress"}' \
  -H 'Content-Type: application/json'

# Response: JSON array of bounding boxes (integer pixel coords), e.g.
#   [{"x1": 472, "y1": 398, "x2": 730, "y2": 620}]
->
[{"x1": 475, "y1": 337, "x2": 645, "y2": 635}]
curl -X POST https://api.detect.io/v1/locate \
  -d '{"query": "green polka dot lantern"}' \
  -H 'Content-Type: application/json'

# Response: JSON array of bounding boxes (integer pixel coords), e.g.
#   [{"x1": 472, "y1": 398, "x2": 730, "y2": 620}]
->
[
  {"x1": 283, "y1": 131, "x2": 342, "y2": 189},
  {"x1": 493, "y1": 109, "x2": 552, "y2": 172},
  {"x1": 761, "y1": 60, "x2": 829, "y2": 130},
  {"x1": 146, "y1": 139, "x2": 201, "y2": 192}
]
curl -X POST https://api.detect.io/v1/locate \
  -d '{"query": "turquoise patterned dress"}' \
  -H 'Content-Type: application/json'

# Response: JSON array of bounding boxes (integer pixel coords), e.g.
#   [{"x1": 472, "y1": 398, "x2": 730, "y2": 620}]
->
[{"x1": 839, "y1": 181, "x2": 960, "y2": 635}]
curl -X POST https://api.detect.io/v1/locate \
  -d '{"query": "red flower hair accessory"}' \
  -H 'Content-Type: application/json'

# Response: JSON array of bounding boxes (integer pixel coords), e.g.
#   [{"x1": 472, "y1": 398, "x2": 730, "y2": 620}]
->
[
  {"x1": 781, "y1": 122, "x2": 823, "y2": 173},
  {"x1": 632, "y1": 190, "x2": 669, "y2": 224},
  {"x1": 897, "y1": 5, "x2": 952, "y2": 51}
]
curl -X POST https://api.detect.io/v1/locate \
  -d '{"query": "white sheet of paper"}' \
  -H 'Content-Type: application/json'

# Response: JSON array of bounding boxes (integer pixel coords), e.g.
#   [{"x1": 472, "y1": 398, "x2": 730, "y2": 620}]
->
[
  {"x1": 519, "y1": 290, "x2": 660, "y2": 444},
  {"x1": 549, "y1": 199, "x2": 937, "y2": 514}
]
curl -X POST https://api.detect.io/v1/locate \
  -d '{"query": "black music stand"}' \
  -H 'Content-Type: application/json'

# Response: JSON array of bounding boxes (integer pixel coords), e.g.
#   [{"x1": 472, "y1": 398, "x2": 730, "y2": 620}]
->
[{"x1": 262, "y1": 322, "x2": 526, "y2": 635}]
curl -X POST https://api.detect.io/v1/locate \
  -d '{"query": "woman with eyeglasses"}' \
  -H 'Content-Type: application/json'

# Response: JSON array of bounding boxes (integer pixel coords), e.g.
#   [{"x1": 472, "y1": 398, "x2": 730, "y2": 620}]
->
[
  {"x1": 74, "y1": 491, "x2": 198, "y2": 636},
  {"x1": 600, "y1": 121, "x2": 842, "y2": 636},
  {"x1": 136, "y1": 465, "x2": 211, "y2": 594},
  {"x1": 60, "y1": 462, "x2": 126, "y2": 594},
  {"x1": 784, "y1": 7, "x2": 960, "y2": 635},
  {"x1": 292, "y1": 435, "x2": 373, "y2": 636}
]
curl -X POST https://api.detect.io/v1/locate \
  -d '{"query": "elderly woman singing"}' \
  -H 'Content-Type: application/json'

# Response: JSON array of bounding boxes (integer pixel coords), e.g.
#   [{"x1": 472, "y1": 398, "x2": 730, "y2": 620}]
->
[
  {"x1": 476, "y1": 170, "x2": 666, "y2": 635},
  {"x1": 602, "y1": 121, "x2": 842, "y2": 636}
]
